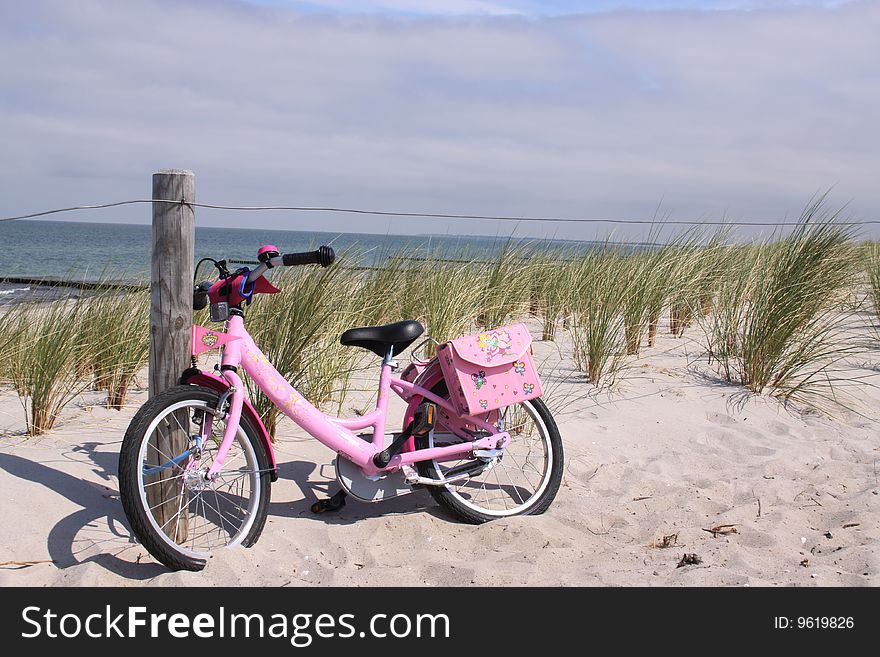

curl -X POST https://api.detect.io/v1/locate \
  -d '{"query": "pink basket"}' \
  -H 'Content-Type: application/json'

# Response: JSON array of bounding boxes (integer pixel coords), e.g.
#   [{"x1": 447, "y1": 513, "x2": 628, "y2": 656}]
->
[{"x1": 437, "y1": 323, "x2": 543, "y2": 417}]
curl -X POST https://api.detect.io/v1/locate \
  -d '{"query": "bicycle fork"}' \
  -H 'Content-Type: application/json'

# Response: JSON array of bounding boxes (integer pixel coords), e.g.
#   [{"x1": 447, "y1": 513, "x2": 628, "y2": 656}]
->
[{"x1": 204, "y1": 368, "x2": 246, "y2": 481}]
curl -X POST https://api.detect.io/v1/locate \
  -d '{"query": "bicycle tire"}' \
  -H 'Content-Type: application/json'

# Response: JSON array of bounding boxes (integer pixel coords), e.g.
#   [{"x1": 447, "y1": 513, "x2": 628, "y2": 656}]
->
[{"x1": 118, "y1": 385, "x2": 272, "y2": 571}]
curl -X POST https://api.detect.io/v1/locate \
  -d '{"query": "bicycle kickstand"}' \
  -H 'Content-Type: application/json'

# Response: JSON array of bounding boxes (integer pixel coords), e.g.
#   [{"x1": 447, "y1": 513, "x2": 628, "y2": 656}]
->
[{"x1": 311, "y1": 489, "x2": 347, "y2": 514}]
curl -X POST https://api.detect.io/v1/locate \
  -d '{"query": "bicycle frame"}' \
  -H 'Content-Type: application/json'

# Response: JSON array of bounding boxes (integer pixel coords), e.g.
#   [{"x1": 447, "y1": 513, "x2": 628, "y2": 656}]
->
[{"x1": 202, "y1": 315, "x2": 511, "y2": 481}]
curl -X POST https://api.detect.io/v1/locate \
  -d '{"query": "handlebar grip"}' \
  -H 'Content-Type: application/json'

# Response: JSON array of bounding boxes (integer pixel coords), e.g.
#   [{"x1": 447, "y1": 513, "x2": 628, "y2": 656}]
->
[{"x1": 282, "y1": 245, "x2": 335, "y2": 268}]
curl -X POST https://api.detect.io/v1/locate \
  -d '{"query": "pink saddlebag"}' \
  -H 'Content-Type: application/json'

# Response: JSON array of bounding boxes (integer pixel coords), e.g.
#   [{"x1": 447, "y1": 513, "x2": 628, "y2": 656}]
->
[{"x1": 437, "y1": 323, "x2": 543, "y2": 417}]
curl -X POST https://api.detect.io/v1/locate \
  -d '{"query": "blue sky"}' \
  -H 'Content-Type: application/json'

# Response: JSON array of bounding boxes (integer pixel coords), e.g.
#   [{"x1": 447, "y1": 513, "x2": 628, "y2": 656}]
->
[
  {"x1": 247, "y1": 0, "x2": 855, "y2": 15},
  {"x1": 0, "y1": 0, "x2": 877, "y2": 240}
]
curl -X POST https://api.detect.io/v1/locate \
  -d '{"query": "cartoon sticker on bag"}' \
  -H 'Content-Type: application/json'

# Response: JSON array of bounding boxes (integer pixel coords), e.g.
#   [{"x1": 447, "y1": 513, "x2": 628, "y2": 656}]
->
[
  {"x1": 477, "y1": 328, "x2": 512, "y2": 360},
  {"x1": 471, "y1": 370, "x2": 487, "y2": 389}
]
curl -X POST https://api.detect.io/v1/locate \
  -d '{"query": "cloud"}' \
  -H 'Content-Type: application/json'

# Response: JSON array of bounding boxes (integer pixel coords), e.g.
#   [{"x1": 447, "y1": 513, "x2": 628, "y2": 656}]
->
[
  {"x1": 248, "y1": 0, "x2": 862, "y2": 17},
  {"x1": 278, "y1": 0, "x2": 524, "y2": 15},
  {"x1": 0, "y1": 0, "x2": 877, "y2": 240}
]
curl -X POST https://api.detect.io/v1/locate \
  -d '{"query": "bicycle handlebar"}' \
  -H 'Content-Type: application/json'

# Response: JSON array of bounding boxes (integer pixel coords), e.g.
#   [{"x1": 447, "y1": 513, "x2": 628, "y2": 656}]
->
[
  {"x1": 282, "y1": 245, "x2": 335, "y2": 268},
  {"x1": 247, "y1": 245, "x2": 335, "y2": 284},
  {"x1": 194, "y1": 245, "x2": 336, "y2": 310}
]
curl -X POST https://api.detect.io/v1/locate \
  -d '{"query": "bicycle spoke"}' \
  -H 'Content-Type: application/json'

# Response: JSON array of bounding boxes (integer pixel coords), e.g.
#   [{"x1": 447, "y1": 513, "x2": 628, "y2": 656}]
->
[
  {"x1": 499, "y1": 450, "x2": 542, "y2": 491},
  {"x1": 213, "y1": 471, "x2": 248, "y2": 485},
  {"x1": 189, "y1": 496, "x2": 203, "y2": 552},
  {"x1": 169, "y1": 411, "x2": 190, "y2": 437},
  {"x1": 143, "y1": 471, "x2": 187, "y2": 488},
  {"x1": 492, "y1": 465, "x2": 510, "y2": 510},
  {"x1": 197, "y1": 490, "x2": 226, "y2": 543},
  {"x1": 501, "y1": 462, "x2": 526, "y2": 506},
  {"x1": 504, "y1": 447, "x2": 545, "y2": 482},
  {"x1": 207, "y1": 487, "x2": 238, "y2": 539},
  {"x1": 157, "y1": 498, "x2": 188, "y2": 535},
  {"x1": 146, "y1": 441, "x2": 188, "y2": 472},
  {"x1": 173, "y1": 484, "x2": 186, "y2": 543}
]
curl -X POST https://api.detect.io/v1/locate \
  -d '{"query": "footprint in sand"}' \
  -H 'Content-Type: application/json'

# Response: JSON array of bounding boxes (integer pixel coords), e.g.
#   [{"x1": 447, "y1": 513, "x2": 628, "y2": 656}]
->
[
  {"x1": 699, "y1": 428, "x2": 777, "y2": 457},
  {"x1": 765, "y1": 419, "x2": 792, "y2": 437},
  {"x1": 418, "y1": 564, "x2": 477, "y2": 586},
  {"x1": 705, "y1": 412, "x2": 738, "y2": 426},
  {"x1": 732, "y1": 527, "x2": 776, "y2": 550}
]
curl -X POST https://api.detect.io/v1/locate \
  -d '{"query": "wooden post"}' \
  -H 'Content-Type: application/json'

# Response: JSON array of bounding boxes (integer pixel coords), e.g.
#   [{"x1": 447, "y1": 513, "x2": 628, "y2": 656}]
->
[
  {"x1": 150, "y1": 169, "x2": 195, "y2": 397},
  {"x1": 148, "y1": 169, "x2": 195, "y2": 542}
]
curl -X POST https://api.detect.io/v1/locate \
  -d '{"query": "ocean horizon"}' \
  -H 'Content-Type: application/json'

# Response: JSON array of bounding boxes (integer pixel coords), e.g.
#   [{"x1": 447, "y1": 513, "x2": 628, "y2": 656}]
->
[{"x1": 0, "y1": 219, "x2": 607, "y2": 305}]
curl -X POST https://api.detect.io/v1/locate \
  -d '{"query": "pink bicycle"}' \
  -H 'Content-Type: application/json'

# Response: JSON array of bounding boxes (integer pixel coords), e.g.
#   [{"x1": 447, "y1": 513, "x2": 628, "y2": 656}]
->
[{"x1": 118, "y1": 245, "x2": 563, "y2": 571}]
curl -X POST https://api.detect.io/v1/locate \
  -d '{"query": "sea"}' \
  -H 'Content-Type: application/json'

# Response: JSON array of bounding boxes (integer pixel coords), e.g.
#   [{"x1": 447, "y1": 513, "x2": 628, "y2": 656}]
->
[{"x1": 0, "y1": 220, "x2": 587, "y2": 306}]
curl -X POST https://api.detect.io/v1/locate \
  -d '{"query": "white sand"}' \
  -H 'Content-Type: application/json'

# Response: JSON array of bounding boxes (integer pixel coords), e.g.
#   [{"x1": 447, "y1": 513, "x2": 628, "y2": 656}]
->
[{"x1": 1, "y1": 320, "x2": 878, "y2": 587}]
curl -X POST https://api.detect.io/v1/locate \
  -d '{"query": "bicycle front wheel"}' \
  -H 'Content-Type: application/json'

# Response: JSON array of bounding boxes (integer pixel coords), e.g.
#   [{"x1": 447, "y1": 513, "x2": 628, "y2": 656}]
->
[{"x1": 118, "y1": 385, "x2": 272, "y2": 571}]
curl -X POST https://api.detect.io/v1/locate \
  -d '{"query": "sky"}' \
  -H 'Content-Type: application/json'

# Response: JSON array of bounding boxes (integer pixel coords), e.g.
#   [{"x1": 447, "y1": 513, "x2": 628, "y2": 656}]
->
[
  {"x1": 0, "y1": 0, "x2": 877, "y2": 241},
  {"x1": 250, "y1": 1, "x2": 857, "y2": 15}
]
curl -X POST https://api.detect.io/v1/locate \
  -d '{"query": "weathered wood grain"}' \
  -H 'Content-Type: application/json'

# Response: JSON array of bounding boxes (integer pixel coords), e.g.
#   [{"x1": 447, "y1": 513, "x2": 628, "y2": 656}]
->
[{"x1": 148, "y1": 169, "x2": 195, "y2": 541}]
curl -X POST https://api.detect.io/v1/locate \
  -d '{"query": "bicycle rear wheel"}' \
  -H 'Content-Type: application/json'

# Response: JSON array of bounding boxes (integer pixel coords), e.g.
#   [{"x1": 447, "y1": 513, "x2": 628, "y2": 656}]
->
[
  {"x1": 415, "y1": 383, "x2": 563, "y2": 524},
  {"x1": 118, "y1": 385, "x2": 272, "y2": 571}
]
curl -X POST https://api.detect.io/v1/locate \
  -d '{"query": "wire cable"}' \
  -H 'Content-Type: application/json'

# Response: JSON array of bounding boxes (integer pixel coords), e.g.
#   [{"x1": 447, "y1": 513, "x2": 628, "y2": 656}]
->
[{"x1": 1, "y1": 198, "x2": 877, "y2": 226}]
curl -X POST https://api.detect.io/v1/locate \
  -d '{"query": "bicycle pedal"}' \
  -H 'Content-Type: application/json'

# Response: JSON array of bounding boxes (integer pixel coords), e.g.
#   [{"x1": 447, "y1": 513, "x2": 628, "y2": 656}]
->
[
  {"x1": 310, "y1": 491, "x2": 347, "y2": 514},
  {"x1": 412, "y1": 402, "x2": 436, "y2": 437}
]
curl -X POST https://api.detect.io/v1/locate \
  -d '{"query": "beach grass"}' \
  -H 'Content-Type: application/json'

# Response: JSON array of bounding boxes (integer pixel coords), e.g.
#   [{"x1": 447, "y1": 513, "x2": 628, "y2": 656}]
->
[
  {"x1": 531, "y1": 250, "x2": 577, "y2": 342},
  {"x1": 864, "y1": 241, "x2": 880, "y2": 329},
  {"x1": 2, "y1": 209, "x2": 875, "y2": 435},
  {"x1": 568, "y1": 246, "x2": 629, "y2": 386},
  {"x1": 698, "y1": 202, "x2": 859, "y2": 405},
  {"x1": 78, "y1": 287, "x2": 150, "y2": 409},
  {"x1": 475, "y1": 241, "x2": 531, "y2": 329},
  {"x1": 4, "y1": 299, "x2": 88, "y2": 435},
  {"x1": 402, "y1": 254, "x2": 483, "y2": 354},
  {"x1": 740, "y1": 220, "x2": 857, "y2": 401}
]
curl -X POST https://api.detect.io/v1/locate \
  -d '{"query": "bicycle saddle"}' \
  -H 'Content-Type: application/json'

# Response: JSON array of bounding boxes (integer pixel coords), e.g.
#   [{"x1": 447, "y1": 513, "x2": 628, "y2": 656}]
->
[{"x1": 340, "y1": 320, "x2": 425, "y2": 358}]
